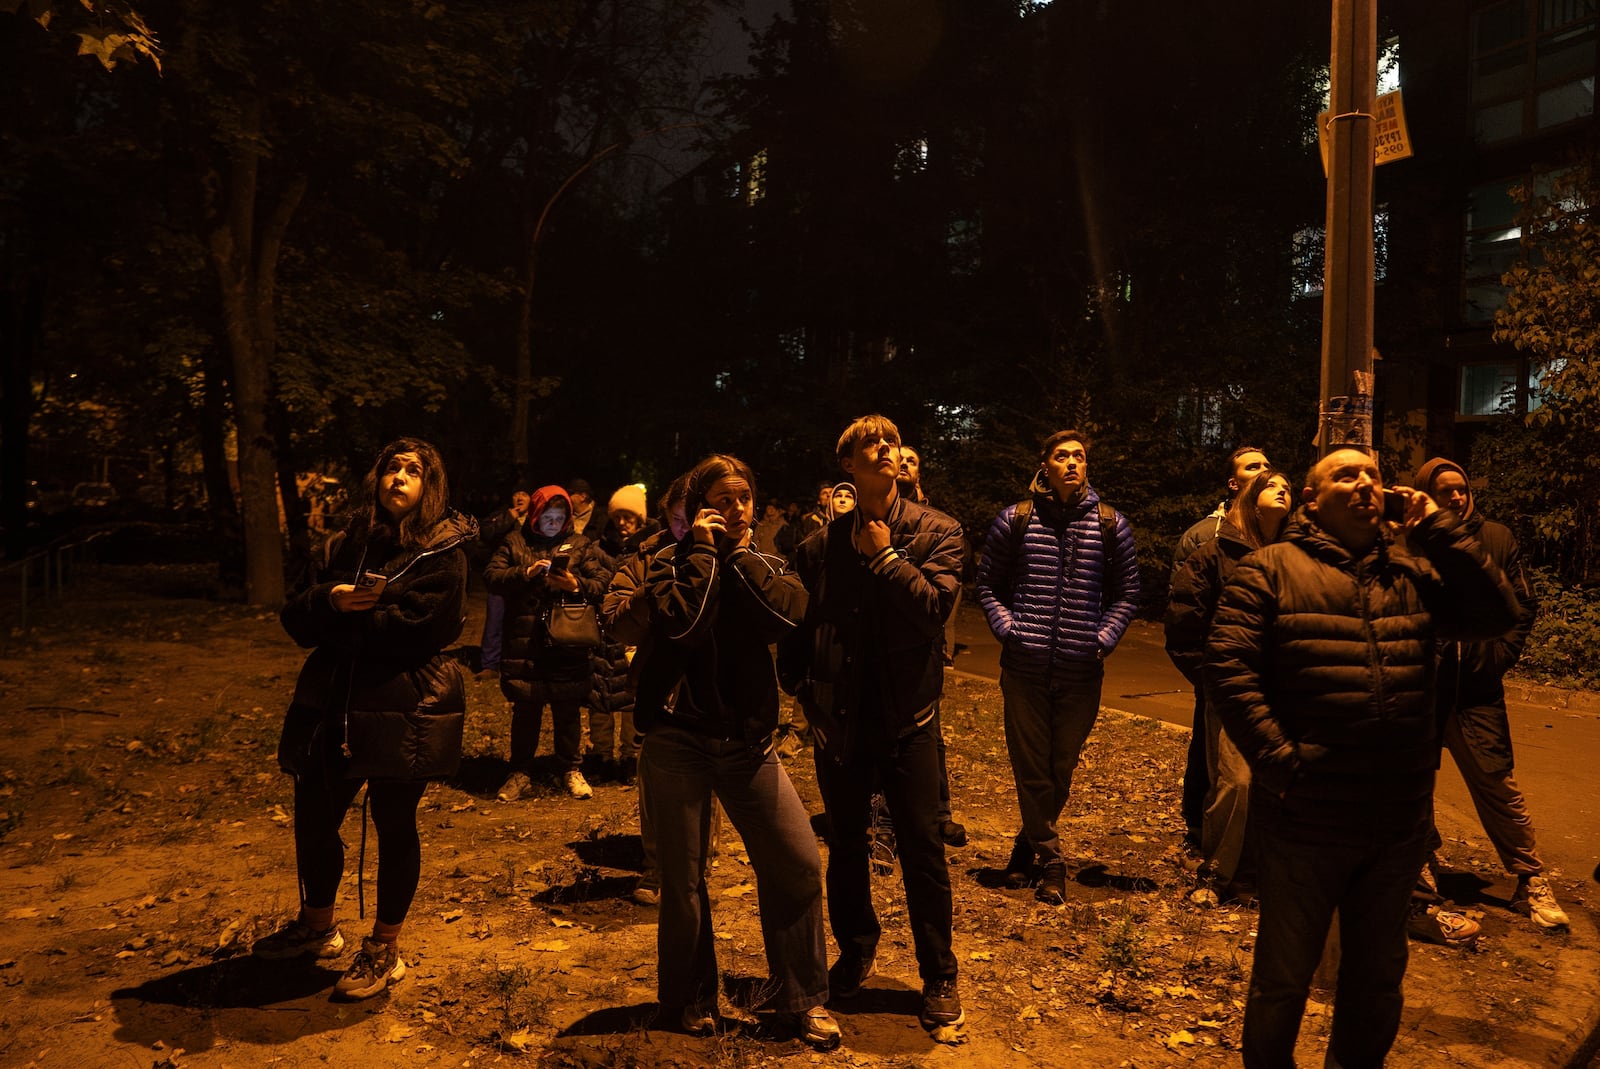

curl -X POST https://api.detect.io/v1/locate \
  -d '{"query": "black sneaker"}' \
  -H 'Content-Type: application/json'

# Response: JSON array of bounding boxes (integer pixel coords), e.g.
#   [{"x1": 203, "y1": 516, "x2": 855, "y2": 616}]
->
[
  {"x1": 919, "y1": 977, "x2": 964, "y2": 1029},
  {"x1": 869, "y1": 832, "x2": 897, "y2": 876},
  {"x1": 940, "y1": 820, "x2": 968, "y2": 847},
  {"x1": 1002, "y1": 836, "x2": 1034, "y2": 889},
  {"x1": 1036, "y1": 861, "x2": 1067, "y2": 905},
  {"x1": 827, "y1": 949, "x2": 876, "y2": 1001}
]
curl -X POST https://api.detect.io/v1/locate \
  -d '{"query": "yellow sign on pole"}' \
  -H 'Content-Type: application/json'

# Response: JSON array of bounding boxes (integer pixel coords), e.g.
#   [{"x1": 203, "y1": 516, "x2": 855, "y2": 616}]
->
[{"x1": 1318, "y1": 89, "x2": 1413, "y2": 175}]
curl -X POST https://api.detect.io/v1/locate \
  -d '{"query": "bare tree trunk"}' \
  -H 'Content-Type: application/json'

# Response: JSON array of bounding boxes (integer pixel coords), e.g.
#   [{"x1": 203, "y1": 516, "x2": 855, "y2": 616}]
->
[
  {"x1": 199, "y1": 99, "x2": 307, "y2": 606},
  {"x1": 511, "y1": 239, "x2": 537, "y2": 467}
]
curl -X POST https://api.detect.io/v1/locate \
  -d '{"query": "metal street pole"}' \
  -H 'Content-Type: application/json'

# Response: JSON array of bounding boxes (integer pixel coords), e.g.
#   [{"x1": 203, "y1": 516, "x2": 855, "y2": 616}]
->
[{"x1": 1319, "y1": 0, "x2": 1378, "y2": 455}]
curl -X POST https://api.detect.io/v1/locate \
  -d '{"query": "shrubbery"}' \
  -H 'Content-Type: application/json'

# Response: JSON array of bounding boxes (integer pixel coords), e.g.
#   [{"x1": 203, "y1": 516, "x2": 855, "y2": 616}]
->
[{"x1": 1514, "y1": 568, "x2": 1600, "y2": 691}]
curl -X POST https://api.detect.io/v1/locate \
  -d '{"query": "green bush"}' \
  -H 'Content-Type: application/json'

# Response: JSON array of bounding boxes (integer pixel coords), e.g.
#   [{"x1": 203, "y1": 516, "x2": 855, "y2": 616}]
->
[{"x1": 1514, "y1": 568, "x2": 1600, "y2": 691}]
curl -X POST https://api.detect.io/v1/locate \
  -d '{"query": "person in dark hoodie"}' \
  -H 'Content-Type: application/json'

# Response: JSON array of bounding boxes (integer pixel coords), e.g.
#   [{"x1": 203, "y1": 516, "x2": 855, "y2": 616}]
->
[
  {"x1": 487, "y1": 485, "x2": 612, "y2": 801},
  {"x1": 258, "y1": 438, "x2": 476, "y2": 1001},
  {"x1": 1411, "y1": 457, "x2": 1567, "y2": 930},
  {"x1": 1164, "y1": 469, "x2": 1292, "y2": 895},
  {"x1": 632, "y1": 454, "x2": 838, "y2": 1049}
]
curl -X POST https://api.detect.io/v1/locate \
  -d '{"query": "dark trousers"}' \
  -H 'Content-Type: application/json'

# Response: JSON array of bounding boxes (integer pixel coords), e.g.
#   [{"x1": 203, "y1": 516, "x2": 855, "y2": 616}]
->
[
  {"x1": 293, "y1": 773, "x2": 427, "y2": 926},
  {"x1": 1243, "y1": 806, "x2": 1431, "y2": 1069},
  {"x1": 1000, "y1": 660, "x2": 1103, "y2": 866},
  {"x1": 1181, "y1": 685, "x2": 1209, "y2": 841},
  {"x1": 510, "y1": 697, "x2": 583, "y2": 772},
  {"x1": 641, "y1": 726, "x2": 828, "y2": 1013},
  {"x1": 816, "y1": 718, "x2": 956, "y2": 983}
]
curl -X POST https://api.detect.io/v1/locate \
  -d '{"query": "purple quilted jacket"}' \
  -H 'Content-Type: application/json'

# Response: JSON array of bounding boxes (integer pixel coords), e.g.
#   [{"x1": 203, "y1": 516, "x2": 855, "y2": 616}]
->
[{"x1": 975, "y1": 485, "x2": 1141, "y2": 672}]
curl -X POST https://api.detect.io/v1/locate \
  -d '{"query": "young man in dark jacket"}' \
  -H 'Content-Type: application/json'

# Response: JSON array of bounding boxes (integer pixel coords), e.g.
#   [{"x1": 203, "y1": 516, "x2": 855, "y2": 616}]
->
[
  {"x1": 1413, "y1": 457, "x2": 1567, "y2": 929},
  {"x1": 1205, "y1": 448, "x2": 1520, "y2": 1069},
  {"x1": 975, "y1": 430, "x2": 1141, "y2": 903},
  {"x1": 781, "y1": 414, "x2": 967, "y2": 1035}
]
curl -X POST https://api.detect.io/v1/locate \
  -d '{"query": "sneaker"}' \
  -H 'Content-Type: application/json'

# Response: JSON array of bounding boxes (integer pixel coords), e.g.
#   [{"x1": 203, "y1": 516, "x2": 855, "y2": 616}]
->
[
  {"x1": 678, "y1": 1003, "x2": 715, "y2": 1036},
  {"x1": 1513, "y1": 874, "x2": 1570, "y2": 929},
  {"x1": 1002, "y1": 835, "x2": 1034, "y2": 890},
  {"x1": 919, "y1": 977, "x2": 965, "y2": 1030},
  {"x1": 1407, "y1": 906, "x2": 1481, "y2": 946},
  {"x1": 940, "y1": 820, "x2": 968, "y2": 847},
  {"x1": 252, "y1": 919, "x2": 345, "y2": 960},
  {"x1": 1036, "y1": 860, "x2": 1067, "y2": 905},
  {"x1": 827, "y1": 950, "x2": 876, "y2": 1001},
  {"x1": 564, "y1": 769, "x2": 593, "y2": 800},
  {"x1": 334, "y1": 937, "x2": 405, "y2": 998},
  {"x1": 869, "y1": 834, "x2": 897, "y2": 876},
  {"x1": 792, "y1": 1005, "x2": 842, "y2": 1050},
  {"x1": 496, "y1": 771, "x2": 532, "y2": 802},
  {"x1": 632, "y1": 874, "x2": 660, "y2": 907}
]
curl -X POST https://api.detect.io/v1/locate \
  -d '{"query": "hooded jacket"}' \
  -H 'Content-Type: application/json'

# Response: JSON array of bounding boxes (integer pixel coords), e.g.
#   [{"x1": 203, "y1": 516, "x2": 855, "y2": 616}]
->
[
  {"x1": 1204, "y1": 507, "x2": 1519, "y2": 841},
  {"x1": 485, "y1": 485, "x2": 612, "y2": 704},
  {"x1": 975, "y1": 479, "x2": 1141, "y2": 674},
  {"x1": 279, "y1": 507, "x2": 477, "y2": 781},
  {"x1": 1164, "y1": 518, "x2": 1258, "y2": 686},
  {"x1": 1413, "y1": 458, "x2": 1539, "y2": 774}
]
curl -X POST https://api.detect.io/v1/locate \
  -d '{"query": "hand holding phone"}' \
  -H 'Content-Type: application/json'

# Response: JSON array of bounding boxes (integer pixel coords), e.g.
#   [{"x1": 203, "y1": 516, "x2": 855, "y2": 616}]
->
[
  {"x1": 1381, "y1": 489, "x2": 1408, "y2": 523},
  {"x1": 357, "y1": 571, "x2": 389, "y2": 595}
]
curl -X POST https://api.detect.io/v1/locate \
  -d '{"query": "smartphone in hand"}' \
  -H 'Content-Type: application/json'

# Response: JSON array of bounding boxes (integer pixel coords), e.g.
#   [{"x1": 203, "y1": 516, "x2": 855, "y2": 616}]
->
[
  {"x1": 357, "y1": 571, "x2": 388, "y2": 595},
  {"x1": 549, "y1": 554, "x2": 571, "y2": 576},
  {"x1": 1381, "y1": 489, "x2": 1408, "y2": 523}
]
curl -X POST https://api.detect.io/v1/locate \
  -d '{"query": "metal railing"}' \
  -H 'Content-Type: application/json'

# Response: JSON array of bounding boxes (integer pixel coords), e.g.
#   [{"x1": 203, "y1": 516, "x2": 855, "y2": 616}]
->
[{"x1": 0, "y1": 529, "x2": 115, "y2": 634}]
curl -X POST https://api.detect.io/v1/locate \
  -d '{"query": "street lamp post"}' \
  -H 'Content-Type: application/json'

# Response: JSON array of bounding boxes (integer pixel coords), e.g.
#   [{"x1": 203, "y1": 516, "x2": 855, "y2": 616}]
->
[{"x1": 1319, "y1": 0, "x2": 1378, "y2": 455}]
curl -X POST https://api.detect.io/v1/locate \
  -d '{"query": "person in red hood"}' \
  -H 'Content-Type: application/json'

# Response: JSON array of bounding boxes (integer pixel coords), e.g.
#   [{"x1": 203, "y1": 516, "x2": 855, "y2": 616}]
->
[{"x1": 486, "y1": 485, "x2": 613, "y2": 801}]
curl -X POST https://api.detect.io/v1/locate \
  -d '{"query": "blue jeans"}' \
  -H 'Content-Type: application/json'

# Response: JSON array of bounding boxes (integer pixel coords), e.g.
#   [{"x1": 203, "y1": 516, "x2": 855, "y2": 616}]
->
[
  {"x1": 816, "y1": 718, "x2": 957, "y2": 983},
  {"x1": 1000, "y1": 660, "x2": 1103, "y2": 866},
  {"x1": 640, "y1": 726, "x2": 827, "y2": 1013},
  {"x1": 480, "y1": 592, "x2": 505, "y2": 671},
  {"x1": 1243, "y1": 804, "x2": 1431, "y2": 1068}
]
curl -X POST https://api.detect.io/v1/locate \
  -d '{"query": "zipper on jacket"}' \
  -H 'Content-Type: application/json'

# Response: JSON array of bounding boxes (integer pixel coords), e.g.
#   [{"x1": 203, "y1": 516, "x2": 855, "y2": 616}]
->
[{"x1": 1356, "y1": 559, "x2": 1389, "y2": 719}]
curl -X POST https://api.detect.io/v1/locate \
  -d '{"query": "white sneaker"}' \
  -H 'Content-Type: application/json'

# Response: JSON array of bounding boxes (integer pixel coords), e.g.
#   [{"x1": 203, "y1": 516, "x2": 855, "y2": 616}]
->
[
  {"x1": 564, "y1": 770, "x2": 593, "y2": 799},
  {"x1": 1514, "y1": 874, "x2": 1570, "y2": 929}
]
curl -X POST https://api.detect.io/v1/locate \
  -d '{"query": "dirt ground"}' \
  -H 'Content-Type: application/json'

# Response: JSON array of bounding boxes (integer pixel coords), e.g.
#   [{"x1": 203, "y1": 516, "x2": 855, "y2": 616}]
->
[{"x1": 0, "y1": 565, "x2": 1593, "y2": 1068}]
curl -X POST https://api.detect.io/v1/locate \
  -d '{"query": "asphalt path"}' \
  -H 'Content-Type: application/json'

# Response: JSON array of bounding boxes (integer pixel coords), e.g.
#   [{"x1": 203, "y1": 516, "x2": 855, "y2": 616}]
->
[{"x1": 948, "y1": 600, "x2": 1600, "y2": 886}]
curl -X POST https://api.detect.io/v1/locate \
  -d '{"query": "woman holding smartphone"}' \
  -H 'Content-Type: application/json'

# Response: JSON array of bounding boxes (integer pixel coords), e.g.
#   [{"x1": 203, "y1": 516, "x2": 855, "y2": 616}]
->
[
  {"x1": 487, "y1": 485, "x2": 611, "y2": 800},
  {"x1": 258, "y1": 438, "x2": 476, "y2": 1000},
  {"x1": 633, "y1": 454, "x2": 838, "y2": 1048}
]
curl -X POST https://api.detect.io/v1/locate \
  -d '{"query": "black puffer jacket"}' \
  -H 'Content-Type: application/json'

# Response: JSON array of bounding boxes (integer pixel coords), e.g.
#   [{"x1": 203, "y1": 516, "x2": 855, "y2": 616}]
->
[
  {"x1": 778, "y1": 496, "x2": 964, "y2": 761},
  {"x1": 633, "y1": 539, "x2": 806, "y2": 746},
  {"x1": 486, "y1": 495, "x2": 612, "y2": 705},
  {"x1": 278, "y1": 509, "x2": 476, "y2": 781},
  {"x1": 1164, "y1": 519, "x2": 1256, "y2": 687},
  {"x1": 1204, "y1": 508, "x2": 1518, "y2": 839}
]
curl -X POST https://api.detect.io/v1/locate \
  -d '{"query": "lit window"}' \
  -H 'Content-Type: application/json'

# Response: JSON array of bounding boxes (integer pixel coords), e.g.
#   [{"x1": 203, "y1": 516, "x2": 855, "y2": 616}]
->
[
  {"x1": 1459, "y1": 361, "x2": 1519, "y2": 415},
  {"x1": 1528, "y1": 357, "x2": 1567, "y2": 411},
  {"x1": 1288, "y1": 209, "x2": 1389, "y2": 300},
  {"x1": 1463, "y1": 181, "x2": 1523, "y2": 321},
  {"x1": 745, "y1": 149, "x2": 767, "y2": 206},
  {"x1": 1472, "y1": 0, "x2": 1596, "y2": 144},
  {"x1": 1308, "y1": 36, "x2": 1403, "y2": 145},
  {"x1": 895, "y1": 137, "x2": 929, "y2": 179}
]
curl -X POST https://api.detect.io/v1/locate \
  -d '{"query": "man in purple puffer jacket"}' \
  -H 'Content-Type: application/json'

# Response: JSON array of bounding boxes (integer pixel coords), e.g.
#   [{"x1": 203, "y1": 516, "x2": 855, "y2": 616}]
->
[{"x1": 975, "y1": 429, "x2": 1141, "y2": 904}]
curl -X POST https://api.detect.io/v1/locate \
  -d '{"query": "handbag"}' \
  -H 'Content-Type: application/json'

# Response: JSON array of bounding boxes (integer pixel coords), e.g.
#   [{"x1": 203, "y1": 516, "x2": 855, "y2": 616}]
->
[{"x1": 546, "y1": 601, "x2": 602, "y2": 648}]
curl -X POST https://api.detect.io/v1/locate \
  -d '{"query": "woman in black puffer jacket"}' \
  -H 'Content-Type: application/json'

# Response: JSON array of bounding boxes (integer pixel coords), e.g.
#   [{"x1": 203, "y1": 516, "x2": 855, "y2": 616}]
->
[
  {"x1": 258, "y1": 437, "x2": 475, "y2": 1002},
  {"x1": 486, "y1": 485, "x2": 612, "y2": 801}
]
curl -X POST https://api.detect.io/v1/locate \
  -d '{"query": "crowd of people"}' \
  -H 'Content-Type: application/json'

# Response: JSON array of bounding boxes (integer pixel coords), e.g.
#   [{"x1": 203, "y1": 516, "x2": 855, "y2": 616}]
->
[{"x1": 252, "y1": 419, "x2": 1567, "y2": 1066}]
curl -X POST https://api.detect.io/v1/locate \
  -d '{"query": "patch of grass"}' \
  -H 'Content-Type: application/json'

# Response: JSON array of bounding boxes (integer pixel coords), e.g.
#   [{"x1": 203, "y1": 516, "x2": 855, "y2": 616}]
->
[
  {"x1": 486, "y1": 959, "x2": 556, "y2": 1043},
  {"x1": 1097, "y1": 901, "x2": 1148, "y2": 978}
]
